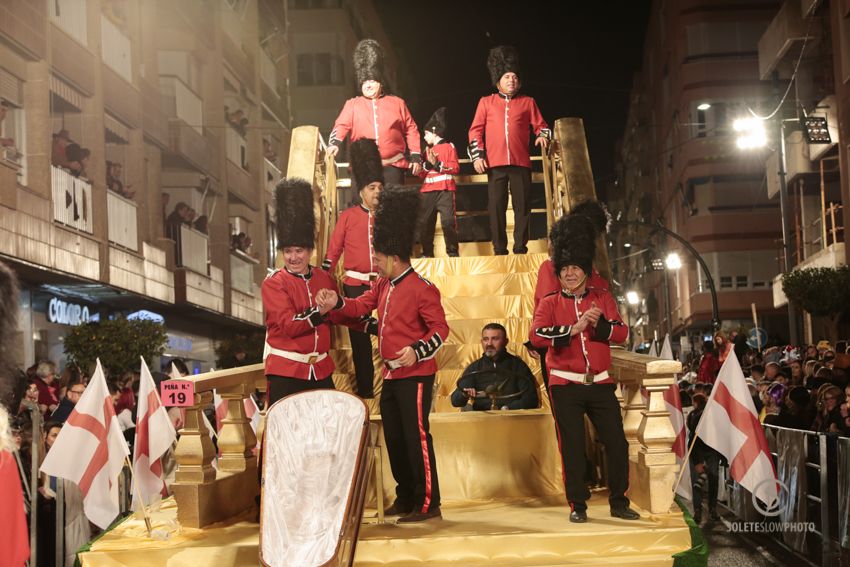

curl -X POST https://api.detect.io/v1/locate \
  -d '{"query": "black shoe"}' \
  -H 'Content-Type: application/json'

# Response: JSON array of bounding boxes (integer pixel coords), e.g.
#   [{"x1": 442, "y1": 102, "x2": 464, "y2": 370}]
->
[
  {"x1": 384, "y1": 502, "x2": 413, "y2": 516},
  {"x1": 512, "y1": 248, "x2": 528, "y2": 255},
  {"x1": 610, "y1": 507, "x2": 641, "y2": 520},
  {"x1": 447, "y1": 251, "x2": 459, "y2": 257},
  {"x1": 397, "y1": 506, "x2": 442, "y2": 523},
  {"x1": 569, "y1": 509, "x2": 588, "y2": 523},
  {"x1": 494, "y1": 250, "x2": 509, "y2": 256}
]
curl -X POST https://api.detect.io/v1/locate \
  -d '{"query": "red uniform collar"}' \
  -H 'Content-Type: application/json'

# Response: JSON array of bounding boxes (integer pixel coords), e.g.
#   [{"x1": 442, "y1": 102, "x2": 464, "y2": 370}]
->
[
  {"x1": 284, "y1": 266, "x2": 313, "y2": 280},
  {"x1": 390, "y1": 265, "x2": 414, "y2": 286}
]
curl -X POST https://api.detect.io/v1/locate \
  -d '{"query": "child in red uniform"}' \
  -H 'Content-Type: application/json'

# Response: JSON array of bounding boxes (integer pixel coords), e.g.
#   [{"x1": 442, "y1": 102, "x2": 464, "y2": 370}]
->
[
  {"x1": 529, "y1": 201, "x2": 640, "y2": 524},
  {"x1": 417, "y1": 107, "x2": 460, "y2": 257}
]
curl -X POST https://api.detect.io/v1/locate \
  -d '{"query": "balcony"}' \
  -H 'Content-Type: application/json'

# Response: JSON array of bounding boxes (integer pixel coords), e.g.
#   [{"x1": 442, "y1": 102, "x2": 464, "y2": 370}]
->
[
  {"x1": 757, "y1": 0, "x2": 815, "y2": 80},
  {"x1": 0, "y1": 0, "x2": 47, "y2": 59},
  {"x1": 107, "y1": 190, "x2": 139, "y2": 251},
  {"x1": 176, "y1": 224, "x2": 208, "y2": 275},
  {"x1": 140, "y1": 78, "x2": 169, "y2": 148},
  {"x1": 51, "y1": 166, "x2": 93, "y2": 234},
  {"x1": 49, "y1": 0, "x2": 87, "y2": 46},
  {"x1": 225, "y1": 125, "x2": 248, "y2": 170},
  {"x1": 230, "y1": 250, "x2": 259, "y2": 295},
  {"x1": 101, "y1": 15, "x2": 132, "y2": 83},
  {"x1": 264, "y1": 158, "x2": 281, "y2": 198},
  {"x1": 260, "y1": 49, "x2": 278, "y2": 95},
  {"x1": 160, "y1": 76, "x2": 203, "y2": 135}
]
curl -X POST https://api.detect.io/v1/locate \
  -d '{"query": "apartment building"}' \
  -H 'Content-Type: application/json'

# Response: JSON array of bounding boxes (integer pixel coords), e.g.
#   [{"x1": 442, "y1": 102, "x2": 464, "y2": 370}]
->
[
  {"x1": 759, "y1": 0, "x2": 849, "y2": 344},
  {"x1": 0, "y1": 0, "x2": 291, "y2": 371},
  {"x1": 612, "y1": 0, "x2": 789, "y2": 351},
  {"x1": 287, "y1": 0, "x2": 404, "y2": 139}
]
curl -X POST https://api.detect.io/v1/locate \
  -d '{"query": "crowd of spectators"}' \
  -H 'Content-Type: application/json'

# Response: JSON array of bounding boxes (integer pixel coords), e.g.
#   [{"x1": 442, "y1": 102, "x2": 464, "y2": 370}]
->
[
  {"x1": 165, "y1": 201, "x2": 208, "y2": 238},
  {"x1": 51, "y1": 130, "x2": 91, "y2": 181},
  {"x1": 681, "y1": 332, "x2": 850, "y2": 436}
]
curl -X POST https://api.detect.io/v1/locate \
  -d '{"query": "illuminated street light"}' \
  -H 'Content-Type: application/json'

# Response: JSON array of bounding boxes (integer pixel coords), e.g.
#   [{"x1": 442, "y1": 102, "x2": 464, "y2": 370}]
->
[
  {"x1": 697, "y1": 102, "x2": 711, "y2": 111},
  {"x1": 626, "y1": 291, "x2": 640, "y2": 305},
  {"x1": 665, "y1": 252, "x2": 682, "y2": 270},
  {"x1": 624, "y1": 242, "x2": 632, "y2": 248},
  {"x1": 734, "y1": 117, "x2": 767, "y2": 149}
]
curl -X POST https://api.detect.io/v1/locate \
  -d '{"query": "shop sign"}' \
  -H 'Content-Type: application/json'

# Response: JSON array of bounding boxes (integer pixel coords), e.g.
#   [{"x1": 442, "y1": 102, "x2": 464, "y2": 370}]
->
[{"x1": 47, "y1": 296, "x2": 92, "y2": 326}]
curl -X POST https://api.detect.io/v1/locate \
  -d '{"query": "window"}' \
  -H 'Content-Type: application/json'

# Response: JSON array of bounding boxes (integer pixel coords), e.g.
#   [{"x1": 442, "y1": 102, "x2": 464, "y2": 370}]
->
[
  {"x1": 296, "y1": 53, "x2": 345, "y2": 86},
  {"x1": 720, "y1": 276, "x2": 733, "y2": 289},
  {"x1": 1, "y1": 103, "x2": 27, "y2": 186},
  {"x1": 735, "y1": 275, "x2": 749, "y2": 289},
  {"x1": 684, "y1": 20, "x2": 769, "y2": 59}
]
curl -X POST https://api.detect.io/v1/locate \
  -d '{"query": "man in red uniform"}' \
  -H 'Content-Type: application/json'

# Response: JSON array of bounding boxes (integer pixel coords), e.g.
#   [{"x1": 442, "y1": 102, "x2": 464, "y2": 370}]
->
[
  {"x1": 417, "y1": 107, "x2": 460, "y2": 257},
  {"x1": 262, "y1": 178, "x2": 344, "y2": 406},
  {"x1": 468, "y1": 46, "x2": 550, "y2": 255},
  {"x1": 327, "y1": 39, "x2": 422, "y2": 189},
  {"x1": 318, "y1": 186, "x2": 449, "y2": 522},
  {"x1": 322, "y1": 139, "x2": 382, "y2": 398},
  {"x1": 529, "y1": 204, "x2": 640, "y2": 523}
]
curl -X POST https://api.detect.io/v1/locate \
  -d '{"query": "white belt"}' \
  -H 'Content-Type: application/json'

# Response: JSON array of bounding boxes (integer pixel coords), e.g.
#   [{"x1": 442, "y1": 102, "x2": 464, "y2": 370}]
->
[
  {"x1": 550, "y1": 370, "x2": 610, "y2": 385},
  {"x1": 424, "y1": 174, "x2": 453, "y2": 183},
  {"x1": 381, "y1": 153, "x2": 404, "y2": 166},
  {"x1": 264, "y1": 343, "x2": 327, "y2": 365},
  {"x1": 345, "y1": 269, "x2": 377, "y2": 282}
]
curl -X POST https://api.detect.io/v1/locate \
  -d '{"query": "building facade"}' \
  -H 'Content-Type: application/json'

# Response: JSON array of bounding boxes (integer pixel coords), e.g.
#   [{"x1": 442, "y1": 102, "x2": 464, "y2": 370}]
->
[
  {"x1": 0, "y1": 0, "x2": 291, "y2": 372},
  {"x1": 612, "y1": 0, "x2": 817, "y2": 353}
]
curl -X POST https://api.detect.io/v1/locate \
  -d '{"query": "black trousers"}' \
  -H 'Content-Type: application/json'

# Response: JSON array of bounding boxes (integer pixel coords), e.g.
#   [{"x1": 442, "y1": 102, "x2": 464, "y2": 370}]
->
[
  {"x1": 690, "y1": 450, "x2": 720, "y2": 515},
  {"x1": 417, "y1": 190, "x2": 458, "y2": 256},
  {"x1": 488, "y1": 165, "x2": 532, "y2": 254},
  {"x1": 266, "y1": 374, "x2": 335, "y2": 407},
  {"x1": 343, "y1": 283, "x2": 375, "y2": 398},
  {"x1": 380, "y1": 375, "x2": 440, "y2": 513},
  {"x1": 550, "y1": 383, "x2": 630, "y2": 512}
]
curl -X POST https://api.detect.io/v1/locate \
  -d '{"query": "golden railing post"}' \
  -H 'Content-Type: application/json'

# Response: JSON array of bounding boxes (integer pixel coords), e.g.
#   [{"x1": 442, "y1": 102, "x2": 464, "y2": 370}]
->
[
  {"x1": 611, "y1": 351, "x2": 680, "y2": 514},
  {"x1": 217, "y1": 384, "x2": 257, "y2": 473},
  {"x1": 173, "y1": 390, "x2": 216, "y2": 484}
]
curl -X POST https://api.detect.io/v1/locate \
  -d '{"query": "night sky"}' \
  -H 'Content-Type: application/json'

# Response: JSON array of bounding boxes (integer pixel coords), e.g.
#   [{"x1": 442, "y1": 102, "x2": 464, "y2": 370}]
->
[{"x1": 376, "y1": 1, "x2": 652, "y2": 198}]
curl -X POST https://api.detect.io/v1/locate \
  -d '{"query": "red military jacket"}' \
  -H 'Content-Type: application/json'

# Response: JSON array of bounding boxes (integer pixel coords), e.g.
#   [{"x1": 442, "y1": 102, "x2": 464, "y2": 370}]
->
[
  {"x1": 329, "y1": 95, "x2": 421, "y2": 169},
  {"x1": 468, "y1": 92, "x2": 550, "y2": 169},
  {"x1": 323, "y1": 204, "x2": 376, "y2": 286},
  {"x1": 417, "y1": 140, "x2": 459, "y2": 193},
  {"x1": 262, "y1": 267, "x2": 341, "y2": 380},
  {"x1": 334, "y1": 266, "x2": 449, "y2": 380},
  {"x1": 529, "y1": 284, "x2": 628, "y2": 386},
  {"x1": 534, "y1": 259, "x2": 609, "y2": 310}
]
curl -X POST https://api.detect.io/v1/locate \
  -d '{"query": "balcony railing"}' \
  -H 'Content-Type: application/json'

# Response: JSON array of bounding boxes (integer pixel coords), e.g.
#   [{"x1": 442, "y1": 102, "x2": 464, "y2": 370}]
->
[
  {"x1": 230, "y1": 251, "x2": 259, "y2": 294},
  {"x1": 264, "y1": 158, "x2": 281, "y2": 195},
  {"x1": 101, "y1": 15, "x2": 132, "y2": 83},
  {"x1": 160, "y1": 76, "x2": 203, "y2": 135},
  {"x1": 51, "y1": 166, "x2": 93, "y2": 234},
  {"x1": 225, "y1": 125, "x2": 248, "y2": 170},
  {"x1": 177, "y1": 225, "x2": 209, "y2": 275},
  {"x1": 260, "y1": 49, "x2": 277, "y2": 94},
  {"x1": 49, "y1": 0, "x2": 88, "y2": 45},
  {"x1": 106, "y1": 190, "x2": 139, "y2": 251}
]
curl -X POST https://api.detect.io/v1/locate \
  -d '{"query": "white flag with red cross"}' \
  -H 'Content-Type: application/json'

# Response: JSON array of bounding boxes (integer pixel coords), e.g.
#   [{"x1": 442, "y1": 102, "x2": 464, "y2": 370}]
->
[
  {"x1": 133, "y1": 358, "x2": 177, "y2": 509},
  {"x1": 40, "y1": 359, "x2": 130, "y2": 529},
  {"x1": 695, "y1": 353, "x2": 778, "y2": 507}
]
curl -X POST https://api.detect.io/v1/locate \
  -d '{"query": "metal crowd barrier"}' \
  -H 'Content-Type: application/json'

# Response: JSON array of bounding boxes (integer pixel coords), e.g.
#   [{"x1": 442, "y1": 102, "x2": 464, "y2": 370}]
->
[{"x1": 715, "y1": 424, "x2": 849, "y2": 567}]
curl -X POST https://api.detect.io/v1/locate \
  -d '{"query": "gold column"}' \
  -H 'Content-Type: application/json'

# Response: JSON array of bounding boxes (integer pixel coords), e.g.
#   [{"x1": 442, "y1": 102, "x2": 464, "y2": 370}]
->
[
  {"x1": 217, "y1": 384, "x2": 257, "y2": 473},
  {"x1": 172, "y1": 391, "x2": 216, "y2": 484},
  {"x1": 621, "y1": 382, "x2": 647, "y2": 459}
]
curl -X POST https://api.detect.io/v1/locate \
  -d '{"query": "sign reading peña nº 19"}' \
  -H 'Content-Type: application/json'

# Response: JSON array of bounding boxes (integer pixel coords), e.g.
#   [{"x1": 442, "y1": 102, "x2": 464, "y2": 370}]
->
[{"x1": 47, "y1": 296, "x2": 92, "y2": 326}]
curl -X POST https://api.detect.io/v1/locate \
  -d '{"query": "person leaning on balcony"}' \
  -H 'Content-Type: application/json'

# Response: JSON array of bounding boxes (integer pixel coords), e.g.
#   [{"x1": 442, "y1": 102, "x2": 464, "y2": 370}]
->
[
  {"x1": 468, "y1": 46, "x2": 550, "y2": 256},
  {"x1": 51, "y1": 129, "x2": 72, "y2": 167},
  {"x1": 322, "y1": 138, "x2": 383, "y2": 399},
  {"x1": 326, "y1": 39, "x2": 422, "y2": 188},
  {"x1": 528, "y1": 202, "x2": 639, "y2": 524}
]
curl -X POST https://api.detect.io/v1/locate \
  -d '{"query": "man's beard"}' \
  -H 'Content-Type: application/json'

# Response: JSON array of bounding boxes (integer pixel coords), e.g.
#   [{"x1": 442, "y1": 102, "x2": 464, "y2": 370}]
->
[{"x1": 484, "y1": 348, "x2": 498, "y2": 358}]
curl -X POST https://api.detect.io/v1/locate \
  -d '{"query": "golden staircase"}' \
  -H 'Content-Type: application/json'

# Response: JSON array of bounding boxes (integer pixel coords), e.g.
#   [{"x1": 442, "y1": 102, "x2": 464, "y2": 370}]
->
[{"x1": 77, "y1": 120, "x2": 693, "y2": 567}]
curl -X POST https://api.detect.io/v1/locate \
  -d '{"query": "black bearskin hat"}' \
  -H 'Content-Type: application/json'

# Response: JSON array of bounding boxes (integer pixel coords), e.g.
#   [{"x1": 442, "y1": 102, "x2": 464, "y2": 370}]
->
[
  {"x1": 372, "y1": 185, "x2": 420, "y2": 261},
  {"x1": 423, "y1": 107, "x2": 448, "y2": 138},
  {"x1": 274, "y1": 178, "x2": 315, "y2": 249},
  {"x1": 350, "y1": 138, "x2": 384, "y2": 188},
  {"x1": 570, "y1": 200, "x2": 611, "y2": 235},
  {"x1": 354, "y1": 39, "x2": 386, "y2": 87},
  {"x1": 550, "y1": 214, "x2": 598, "y2": 278},
  {"x1": 0, "y1": 261, "x2": 20, "y2": 411},
  {"x1": 487, "y1": 46, "x2": 521, "y2": 86}
]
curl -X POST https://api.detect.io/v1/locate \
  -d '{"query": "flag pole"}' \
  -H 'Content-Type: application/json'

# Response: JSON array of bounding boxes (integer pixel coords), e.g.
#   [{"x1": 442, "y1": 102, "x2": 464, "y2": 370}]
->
[
  {"x1": 672, "y1": 432, "x2": 699, "y2": 495},
  {"x1": 124, "y1": 455, "x2": 153, "y2": 536}
]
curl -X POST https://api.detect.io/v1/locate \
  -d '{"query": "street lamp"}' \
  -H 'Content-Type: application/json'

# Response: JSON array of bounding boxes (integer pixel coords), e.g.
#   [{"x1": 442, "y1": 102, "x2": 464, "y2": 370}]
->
[
  {"x1": 734, "y1": 113, "x2": 799, "y2": 345},
  {"x1": 697, "y1": 102, "x2": 712, "y2": 111},
  {"x1": 665, "y1": 252, "x2": 682, "y2": 271},
  {"x1": 626, "y1": 290, "x2": 640, "y2": 305}
]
